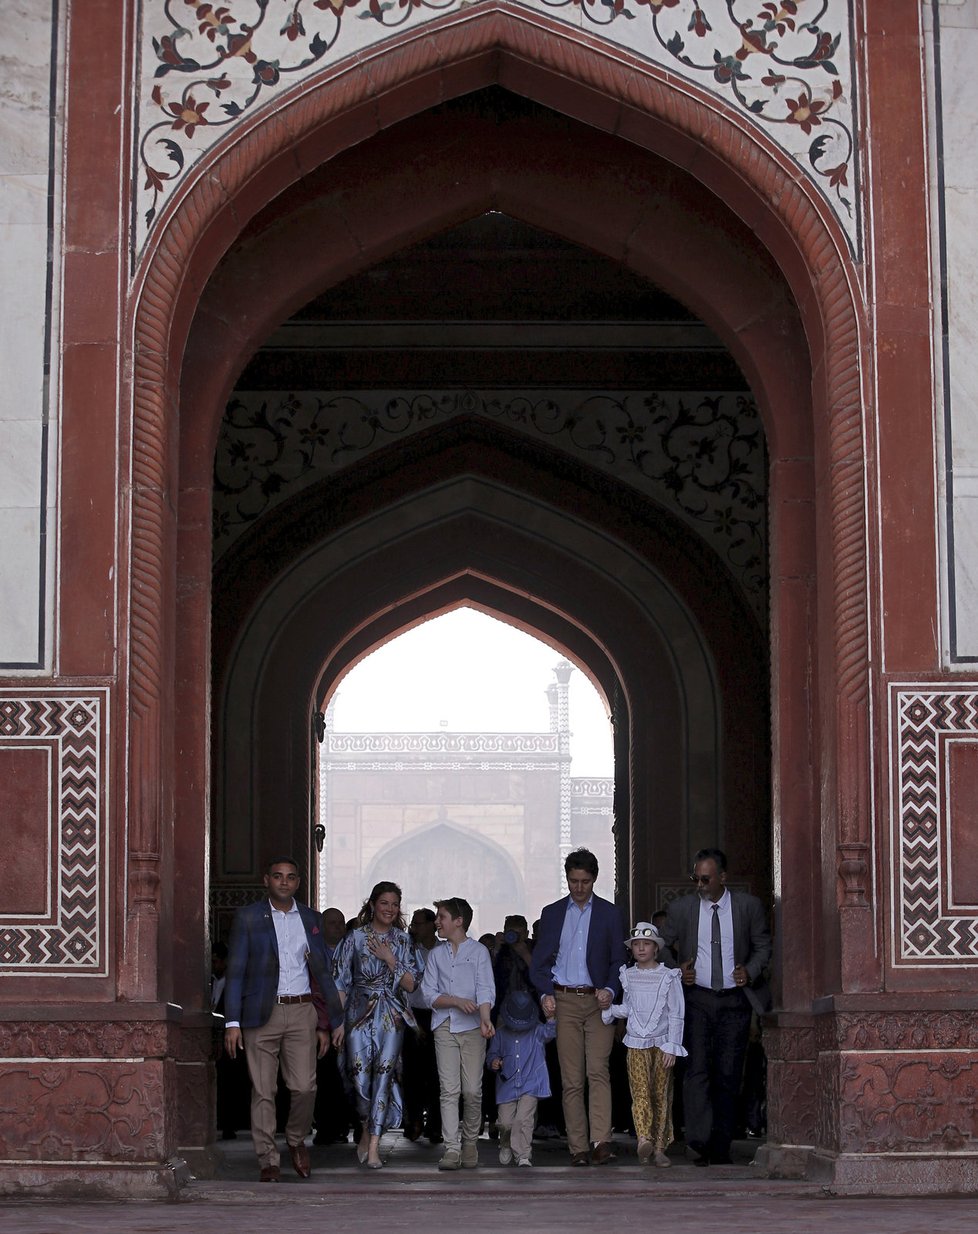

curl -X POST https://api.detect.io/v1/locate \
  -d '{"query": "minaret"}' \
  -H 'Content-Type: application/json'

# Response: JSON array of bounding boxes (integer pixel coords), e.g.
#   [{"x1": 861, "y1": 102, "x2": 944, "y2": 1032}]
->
[
  {"x1": 317, "y1": 697, "x2": 338, "y2": 902},
  {"x1": 552, "y1": 660, "x2": 574, "y2": 895}
]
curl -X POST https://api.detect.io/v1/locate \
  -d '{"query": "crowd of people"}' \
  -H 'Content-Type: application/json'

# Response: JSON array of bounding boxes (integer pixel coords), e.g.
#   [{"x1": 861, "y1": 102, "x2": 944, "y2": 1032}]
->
[{"x1": 218, "y1": 846, "x2": 771, "y2": 1181}]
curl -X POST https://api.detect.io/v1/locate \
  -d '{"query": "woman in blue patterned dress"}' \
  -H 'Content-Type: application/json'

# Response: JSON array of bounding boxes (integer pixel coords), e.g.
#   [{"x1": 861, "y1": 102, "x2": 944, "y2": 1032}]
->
[{"x1": 333, "y1": 880, "x2": 421, "y2": 1168}]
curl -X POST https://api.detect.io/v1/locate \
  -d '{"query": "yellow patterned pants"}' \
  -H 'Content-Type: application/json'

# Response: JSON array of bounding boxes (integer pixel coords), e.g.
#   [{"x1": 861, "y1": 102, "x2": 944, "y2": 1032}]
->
[{"x1": 626, "y1": 1046, "x2": 674, "y2": 1150}]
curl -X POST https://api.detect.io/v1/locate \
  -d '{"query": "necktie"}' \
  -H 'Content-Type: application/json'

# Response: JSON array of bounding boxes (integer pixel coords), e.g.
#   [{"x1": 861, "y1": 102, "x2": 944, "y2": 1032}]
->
[{"x1": 711, "y1": 904, "x2": 722, "y2": 991}]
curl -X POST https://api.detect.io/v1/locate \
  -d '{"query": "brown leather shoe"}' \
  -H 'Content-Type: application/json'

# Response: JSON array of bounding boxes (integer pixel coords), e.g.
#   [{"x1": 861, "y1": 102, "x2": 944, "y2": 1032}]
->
[
  {"x1": 289, "y1": 1141, "x2": 311, "y2": 1178},
  {"x1": 570, "y1": 1151, "x2": 590, "y2": 1166},
  {"x1": 592, "y1": 1141, "x2": 617, "y2": 1165},
  {"x1": 259, "y1": 1164, "x2": 280, "y2": 1182}
]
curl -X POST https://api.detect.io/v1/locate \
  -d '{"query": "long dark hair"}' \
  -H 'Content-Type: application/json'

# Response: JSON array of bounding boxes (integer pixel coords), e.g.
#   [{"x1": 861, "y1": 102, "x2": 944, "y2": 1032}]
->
[{"x1": 357, "y1": 880, "x2": 406, "y2": 930}]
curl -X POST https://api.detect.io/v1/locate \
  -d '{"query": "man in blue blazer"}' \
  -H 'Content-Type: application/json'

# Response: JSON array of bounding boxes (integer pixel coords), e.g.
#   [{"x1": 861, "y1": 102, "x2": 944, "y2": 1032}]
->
[
  {"x1": 530, "y1": 848, "x2": 625, "y2": 1165},
  {"x1": 661, "y1": 847, "x2": 771, "y2": 1167},
  {"x1": 224, "y1": 856, "x2": 344, "y2": 1182}
]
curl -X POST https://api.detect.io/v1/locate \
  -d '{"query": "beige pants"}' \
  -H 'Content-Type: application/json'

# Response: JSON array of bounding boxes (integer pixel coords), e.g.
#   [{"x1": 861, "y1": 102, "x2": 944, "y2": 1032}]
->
[
  {"x1": 554, "y1": 989, "x2": 616, "y2": 1155},
  {"x1": 497, "y1": 1094, "x2": 538, "y2": 1161},
  {"x1": 243, "y1": 1002, "x2": 318, "y2": 1167},
  {"x1": 434, "y1": 1023, "x2": 486, "y2": 1151}
]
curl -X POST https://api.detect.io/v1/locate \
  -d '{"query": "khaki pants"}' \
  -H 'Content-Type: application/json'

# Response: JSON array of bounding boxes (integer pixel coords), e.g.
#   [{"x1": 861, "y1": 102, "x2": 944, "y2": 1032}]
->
[
  {"x1": 434, "y1": 1023, "x2": 486, "y2": 1151},
  {"x1": 243, "y1": 1002, "x2": 318, "y2": 1167},
  {"x1": 497, "y1": 1094, "x2": 538, "y2": 1161},
  {"x1": 554, "y1": 989, "x2": 615, "y2": 1155}
]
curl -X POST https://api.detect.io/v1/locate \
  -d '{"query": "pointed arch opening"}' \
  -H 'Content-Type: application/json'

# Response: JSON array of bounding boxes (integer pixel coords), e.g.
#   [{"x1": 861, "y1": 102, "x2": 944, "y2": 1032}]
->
[{"x1": 316, "y1": 606, "x2": 616, "y2": 923}]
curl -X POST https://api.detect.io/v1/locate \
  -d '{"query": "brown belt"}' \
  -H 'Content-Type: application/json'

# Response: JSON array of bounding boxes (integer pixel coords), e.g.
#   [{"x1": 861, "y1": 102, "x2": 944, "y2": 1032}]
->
[
  {"x1": 553, "y1": 983, "x2": 595, "y2": 995},
  {"x1": 276, "y1": 994, "x2": 313, "y2": 1004}
]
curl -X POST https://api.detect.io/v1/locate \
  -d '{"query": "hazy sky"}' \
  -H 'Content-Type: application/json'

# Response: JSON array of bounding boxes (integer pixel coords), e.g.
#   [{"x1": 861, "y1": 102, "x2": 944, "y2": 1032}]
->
[{"x1": 329, "y1": 608, "x2": 614, "y2": 777}]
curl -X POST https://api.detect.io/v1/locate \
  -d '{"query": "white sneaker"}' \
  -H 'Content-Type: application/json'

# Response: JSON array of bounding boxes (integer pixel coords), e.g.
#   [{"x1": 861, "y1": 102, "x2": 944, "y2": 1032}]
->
[
  {"x1": 498, "y1": 1145, "x2": 513, "y2": 1165},
  {"x1": 517, "y1": 1156, "x2": 532, "y2": 1167}
]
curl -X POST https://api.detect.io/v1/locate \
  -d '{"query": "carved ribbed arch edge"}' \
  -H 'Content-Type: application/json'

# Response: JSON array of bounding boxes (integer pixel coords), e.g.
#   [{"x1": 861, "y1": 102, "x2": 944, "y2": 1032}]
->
[{"x1": 128, "y1": 4, "x2": 867, "y2": 768}]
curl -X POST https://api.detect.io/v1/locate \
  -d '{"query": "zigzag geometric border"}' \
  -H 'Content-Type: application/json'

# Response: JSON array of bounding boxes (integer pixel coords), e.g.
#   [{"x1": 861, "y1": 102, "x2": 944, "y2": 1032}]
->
[
  {"x1": 890, "y1": 684, "x2": 978, "y2": 966},
  {"x1": 0, "y1": 691, "x2": 106, "y2": 973}
]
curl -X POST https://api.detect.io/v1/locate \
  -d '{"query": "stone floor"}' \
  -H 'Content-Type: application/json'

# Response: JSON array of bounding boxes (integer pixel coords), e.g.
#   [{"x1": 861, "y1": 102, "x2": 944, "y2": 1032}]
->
[{"x1": 3, "y1": 1134, "x2": 976, "y2": 1233}]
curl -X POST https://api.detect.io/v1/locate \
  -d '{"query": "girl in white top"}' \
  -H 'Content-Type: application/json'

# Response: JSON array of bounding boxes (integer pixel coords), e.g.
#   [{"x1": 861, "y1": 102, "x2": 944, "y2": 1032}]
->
[{"x1": 601, "y1": 922, "x2": 687, "y2": 1167}]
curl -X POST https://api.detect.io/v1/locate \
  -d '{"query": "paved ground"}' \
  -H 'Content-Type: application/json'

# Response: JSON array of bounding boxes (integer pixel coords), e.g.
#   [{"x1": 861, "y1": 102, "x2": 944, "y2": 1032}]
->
[{"x1": 3, "y1": 1134, "x2": 975, "y2": 1234}]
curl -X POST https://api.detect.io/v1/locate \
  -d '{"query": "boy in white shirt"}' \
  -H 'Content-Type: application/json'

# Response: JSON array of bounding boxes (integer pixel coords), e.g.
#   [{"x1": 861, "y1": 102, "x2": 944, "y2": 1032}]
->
[{"x1": 421, "y1": 897, "x2": 495, "y2": 1170}]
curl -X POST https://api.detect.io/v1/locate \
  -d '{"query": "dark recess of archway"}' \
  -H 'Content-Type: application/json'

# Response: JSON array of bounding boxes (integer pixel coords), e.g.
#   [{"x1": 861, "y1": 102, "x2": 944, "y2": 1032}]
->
[
  {"x1": 208, "y1": 86, "x2": 771, "y2": 913},
  {"x1": 212, "y1": 418, "x2": 769, "y2": 912},
  {"x1": 234, "y1": 93, "x2": 751, "y2": 397}
]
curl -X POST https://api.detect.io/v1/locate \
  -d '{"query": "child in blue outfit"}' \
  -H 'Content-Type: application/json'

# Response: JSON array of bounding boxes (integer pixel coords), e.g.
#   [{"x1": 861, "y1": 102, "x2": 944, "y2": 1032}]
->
[{"x1": 485, "y1": 989, "x2": 557, "y2": 1166}]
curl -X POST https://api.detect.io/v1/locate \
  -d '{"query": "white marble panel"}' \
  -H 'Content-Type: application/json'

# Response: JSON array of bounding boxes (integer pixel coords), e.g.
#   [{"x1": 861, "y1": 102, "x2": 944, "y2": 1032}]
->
[
  {"x1": 935, "y1": 0, "x2": 978, "y2": 27},
  {"x1": 0, "y1": 506, "x2": 42, "y2": 664},
  {"x1": 0, "y1": 420, "x2": 43, "y2": 508},
  {"x1": 943, "y1": 188, "x2": 978, "y2": 472},
  {"x1": 950, "y1": 490, "x2": 978, "y2": 656},
  {"x1": 0, "y1": 5, "x2": 59, "y2": 672},
  {"x1": 0, "y1": 178, "x2": 49, "y2": 424},
  {"x1": 927, "y1": 3, "x2": 978, "y2": 659},
  {"x1": 0, "y1": 171, "x2": 47, "y2": 225},
  {"x1": 0, "y1": 6, "x2": 55, "y2": 177},
  {"x1": 931, "y1": 14, "x2": 978, "y2": 192}
]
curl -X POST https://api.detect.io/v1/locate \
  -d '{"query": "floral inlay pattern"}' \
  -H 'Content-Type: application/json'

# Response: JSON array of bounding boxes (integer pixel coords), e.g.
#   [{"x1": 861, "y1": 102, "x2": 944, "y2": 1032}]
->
[
  {"x1": 136, "y1": 0, "x2": 857, "y2": 257},
  {"x1": 213, "y1": 388, "x2": 767, "y2": 615}
]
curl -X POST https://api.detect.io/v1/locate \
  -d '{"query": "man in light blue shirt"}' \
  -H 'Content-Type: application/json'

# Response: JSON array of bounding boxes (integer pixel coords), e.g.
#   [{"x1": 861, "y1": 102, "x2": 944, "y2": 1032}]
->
[
  {"x1": 422, "y1": 896, "x2": 495, "y2": 1170},
  {"x1": 530, "y1": 848, "x2": 625, "y2": 1165}
]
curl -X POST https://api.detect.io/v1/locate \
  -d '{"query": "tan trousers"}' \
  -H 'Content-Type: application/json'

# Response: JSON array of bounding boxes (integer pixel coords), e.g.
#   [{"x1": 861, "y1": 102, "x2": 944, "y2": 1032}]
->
[
  {"x1": 554, "y1": 989, "x2": 616, "y2": 1155},
  {"x1": 434, "y1": 1023, "x2": 486, "y2": 1151},
  {"x1": 497, "y1": 1094, "x2": 538, "y2": 1161},
  {"x1": 243, "y1": 1002, "x2": 318, "y2": 1167},
  {"x1": 626, "y1": 1046, "x2": 674, "y2": 1150}
]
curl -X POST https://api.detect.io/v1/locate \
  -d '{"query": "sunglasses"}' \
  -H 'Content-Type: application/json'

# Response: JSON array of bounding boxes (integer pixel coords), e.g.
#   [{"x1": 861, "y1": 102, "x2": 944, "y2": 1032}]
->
[
  {"x1": 689, "y1": 874, "x2": 714, "y2": 885},
  {"x1": 630, "y1": 928, "x2": 658, "y2": 938}
]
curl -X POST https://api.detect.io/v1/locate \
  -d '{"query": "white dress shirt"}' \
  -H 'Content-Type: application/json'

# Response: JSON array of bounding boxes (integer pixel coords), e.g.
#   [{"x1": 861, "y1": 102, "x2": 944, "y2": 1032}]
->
[
  {"x1": 272, "y1": 899, "x2": 312, "y2": 997},
  {"x1": 694, "y1": 889, "x2": 735, "y2": 990}
]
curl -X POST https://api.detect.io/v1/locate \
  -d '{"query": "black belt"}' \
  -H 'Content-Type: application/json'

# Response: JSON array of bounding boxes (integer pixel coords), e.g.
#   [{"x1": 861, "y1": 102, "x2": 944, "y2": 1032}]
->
[
  {"x1": 553, "y1": 983, "x2": 595, "y2": 995},
  {"x1": 694, "y1": 986, "x2": 745, "y2": 997},
  {"x1": 276, "y1": 993, "x2": 313, "y2": 1004}
]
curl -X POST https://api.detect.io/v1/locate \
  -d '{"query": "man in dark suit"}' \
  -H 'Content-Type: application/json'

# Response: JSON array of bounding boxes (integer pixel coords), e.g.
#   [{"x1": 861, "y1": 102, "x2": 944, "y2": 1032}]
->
[
  {"x1": 530, "y1": 848, "x2": 625, "y2": 1165},
  {"x1": 224, "y1": 857, "x2": 344, "y2": 1182},
  {"x1": 662, "y1": 847, "x2": 771, "y2": 1167}
]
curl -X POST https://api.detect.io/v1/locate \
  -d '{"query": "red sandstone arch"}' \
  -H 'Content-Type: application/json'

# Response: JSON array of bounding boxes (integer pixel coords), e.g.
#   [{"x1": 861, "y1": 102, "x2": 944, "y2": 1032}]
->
[{"x1": 123, "y1": 6, "x2": 871, "y2": 1011}]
